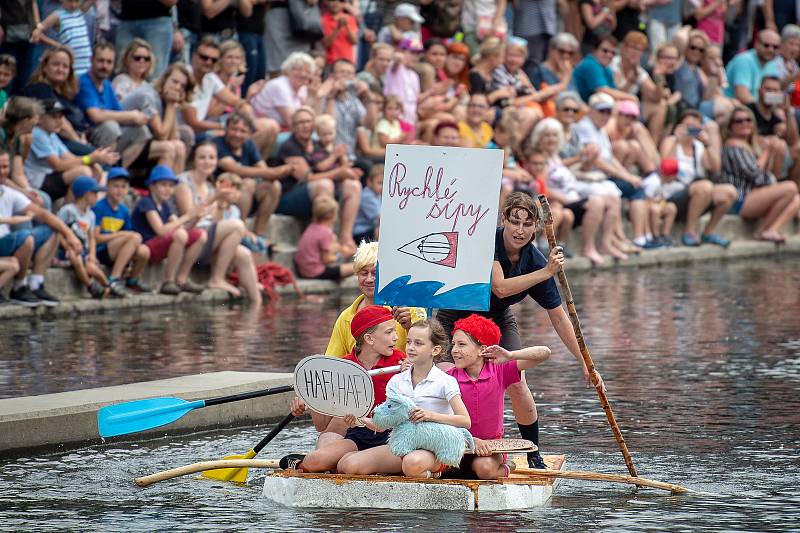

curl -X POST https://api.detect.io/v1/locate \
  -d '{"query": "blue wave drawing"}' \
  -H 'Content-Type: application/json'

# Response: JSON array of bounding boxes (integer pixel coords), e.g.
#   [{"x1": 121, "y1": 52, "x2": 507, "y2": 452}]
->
[{"x1": 375, "y1": 275, "x2": 490, "y2": 311}]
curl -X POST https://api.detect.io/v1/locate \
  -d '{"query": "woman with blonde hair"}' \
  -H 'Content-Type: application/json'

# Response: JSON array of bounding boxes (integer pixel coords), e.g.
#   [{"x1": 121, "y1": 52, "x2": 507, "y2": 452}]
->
[
  {"x1": 112, "y1": 38, "x2": 155, "y2": 102},
  {"x1": 208, "y1": 40, "x2": 247, "y2": 123},
  {"x1": 720, "y1": 105, "x2": 800, "y2": 243}
]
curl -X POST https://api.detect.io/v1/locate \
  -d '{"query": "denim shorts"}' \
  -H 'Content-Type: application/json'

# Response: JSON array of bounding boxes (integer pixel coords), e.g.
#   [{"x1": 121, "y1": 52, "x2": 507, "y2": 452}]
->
[
  {"x1": 0, "y1": 225, "x2": 54, "y2": 257},
  {"x1": 610, "y1": 177, "x2": 647, "y2": 201}
]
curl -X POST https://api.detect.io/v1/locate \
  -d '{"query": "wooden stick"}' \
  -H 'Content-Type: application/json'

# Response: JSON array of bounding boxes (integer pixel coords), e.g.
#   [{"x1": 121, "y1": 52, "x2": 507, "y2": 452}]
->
[
  {"x1": 135, "y1": 459, "x2": 280, "y2": 487},
  {"x1": 538, "y1": 195, "x2": 638, "y2": 478},
  {"x1": 516, "y1": 467, "x2": 694, "y2": 494}
]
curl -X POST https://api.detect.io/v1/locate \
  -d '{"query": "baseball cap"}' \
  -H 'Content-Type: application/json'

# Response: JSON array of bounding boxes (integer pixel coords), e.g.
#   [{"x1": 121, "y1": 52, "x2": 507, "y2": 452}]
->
[
  {"x1": 42, "y1": 98, "x2": 66, "y2": 114},
  {"x1": 71, "y1": 176, "x2": 107, "y2": 198},
  {"x1": 398, "y1": 37, "x2": 424, "y2": 52},
  {"x1": 394, "y1": 3, "x2": 424, "y2": 23},
  {"x1": 145, "y1": 165, "x2": 179, "y2": 186},
  {"x1": 107, "y1": 167, "x2": 130, "y2": 181},
  {"x1": 588, "y1": 92, "x2": 615, "y2": 111},
  {"x1": 617, "y1": 99, "x2": 640, "y2": 118}
]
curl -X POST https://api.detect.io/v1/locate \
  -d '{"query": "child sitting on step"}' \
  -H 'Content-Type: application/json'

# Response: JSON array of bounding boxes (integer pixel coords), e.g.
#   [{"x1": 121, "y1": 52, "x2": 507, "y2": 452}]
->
[
  {"x1": 336, "y1": 319, "x2": 471, "y2": 478},
  {"x1": 447, "y1": 314, "x2": 551, "y2": 479},
  {"x1": 294, "y1": 195, "x2": 354, "y2": 280}
]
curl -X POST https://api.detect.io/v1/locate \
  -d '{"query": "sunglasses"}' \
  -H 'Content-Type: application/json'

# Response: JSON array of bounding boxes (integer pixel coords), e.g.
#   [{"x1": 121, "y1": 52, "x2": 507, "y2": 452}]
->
[
  {"x1": 732, "y1": 117, "x2": 753, "y2": 124},
  {"x1": 760, "y1": 42, "x2": 780, "y2": 50},
  {"x1": 198, "y1": 52, "x2": 219, "y2": 63},
  {"x1": 132, "y1": 55, "x2": 151, "y2": 62},
  {"x1": 560, "y1": 107, "x2": 579, "y2": 114},
  {"x1": 688, "y1": 45, "x2": 705, "y2": 53}
]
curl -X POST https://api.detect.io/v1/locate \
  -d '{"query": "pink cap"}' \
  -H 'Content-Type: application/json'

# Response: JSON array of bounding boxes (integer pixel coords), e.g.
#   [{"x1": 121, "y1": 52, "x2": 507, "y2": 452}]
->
[{"x1": 617, "y1": 100, "x2": 640, "y2": 118}]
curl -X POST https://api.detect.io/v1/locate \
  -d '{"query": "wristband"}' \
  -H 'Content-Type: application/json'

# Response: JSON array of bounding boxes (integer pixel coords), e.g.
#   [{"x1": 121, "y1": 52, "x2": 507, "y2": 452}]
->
[{"x1": 82, "y1": 155, "x2": 91, "y2": 165}]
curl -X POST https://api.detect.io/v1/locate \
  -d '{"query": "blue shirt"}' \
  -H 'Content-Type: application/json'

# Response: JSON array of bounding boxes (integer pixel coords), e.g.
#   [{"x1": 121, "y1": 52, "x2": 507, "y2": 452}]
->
[
  {"x1": 131, "y1": 195, "x2": 173, "y2": 242},
  {"x1": 93, "y1": 198, "x2": 132, "y2": 234},
  {"x1": 213, "y1": 135, "x2": 262, "y2": 177},
  {"x1": 489, "y1": 227, "x2": 562, "y2": 316},
  {"x1": 725, "y1": 49, "x2": 779, "y2": 99},
  {"x1": 354, "y1": 187, "x2": 381, "y2": 235},
  {"x1": 571, "y1": 54, "x2": 616, "y2": 103},
  {"x1": 75, "y1": 72, "x2": 122, "y2": 123},
  {"x1": 24, "y1": 126, "x2": 70, "y2": 189}
]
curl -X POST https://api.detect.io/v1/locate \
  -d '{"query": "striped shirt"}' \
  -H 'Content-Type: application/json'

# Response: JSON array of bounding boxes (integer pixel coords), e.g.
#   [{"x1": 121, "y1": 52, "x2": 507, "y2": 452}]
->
[
  {"x1": 56, "y1": 8, "x2": 92, "y2": 75},
  {"x1": 513, "y1": 0, "x2": 557, "y2": 38},
  {"x1": 720, "y1": 145, "x2": 775, "y2": 199}
]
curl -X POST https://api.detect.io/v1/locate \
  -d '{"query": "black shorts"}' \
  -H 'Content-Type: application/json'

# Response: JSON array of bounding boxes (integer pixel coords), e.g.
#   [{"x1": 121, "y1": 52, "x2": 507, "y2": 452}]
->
[
  {"x1": 316, "y1": 264, "x2": 342, "y2": 280},
  {"x1": 96, "y1": 246, "x2": 112, "y2": 266},
  {"x1": 564, "y1": 198, "x2": 589, "y2": 228},
  {"x1": 344, "y1": 427, "x2": 390, "y2": 451},
  {"x1": 41, "y1": 172, "x2": 68, "y2": 202}
]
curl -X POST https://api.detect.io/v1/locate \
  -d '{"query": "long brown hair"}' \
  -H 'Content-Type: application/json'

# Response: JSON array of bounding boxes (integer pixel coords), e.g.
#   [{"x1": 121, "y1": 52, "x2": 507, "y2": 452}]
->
[
  {"x1": 153, "y1": 63, "x2": 197, "y2": 105},
  {"x1": 723, "y1": 105, "x2": 760, "y2": 149},
  {"x1": 28, "y1": 46, "x2": 78, "y2": 99}
]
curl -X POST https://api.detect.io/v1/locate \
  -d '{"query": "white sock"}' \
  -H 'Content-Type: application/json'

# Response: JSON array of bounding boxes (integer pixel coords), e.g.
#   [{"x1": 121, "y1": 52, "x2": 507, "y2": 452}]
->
[
  {"x1": 632, "y1": 236, "x2": 647, "y2": 247},
  {"x1": 645, "y1": 232, "x2": 654, "y2": 241},
  {"x1": 29, "y1": 274, "x2": 44, "y2": 290}
]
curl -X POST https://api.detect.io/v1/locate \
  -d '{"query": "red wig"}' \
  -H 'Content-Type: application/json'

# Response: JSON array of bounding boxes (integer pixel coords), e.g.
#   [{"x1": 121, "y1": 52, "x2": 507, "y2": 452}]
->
[{"x1": 453, "y1": 314, "x2": 501, "y2": 347}]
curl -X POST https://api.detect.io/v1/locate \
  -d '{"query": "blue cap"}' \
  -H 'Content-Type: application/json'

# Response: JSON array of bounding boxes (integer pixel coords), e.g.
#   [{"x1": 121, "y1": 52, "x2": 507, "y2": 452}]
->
[
  {"x1": 145, "y1": 165, "x2": 179, "y2": 186},
  {"x1": 107, "y1": 167, "x2": 130, "y2": 181},
  {"x1": 71, "y1": 176, "x2": 107, "y2": 198}
]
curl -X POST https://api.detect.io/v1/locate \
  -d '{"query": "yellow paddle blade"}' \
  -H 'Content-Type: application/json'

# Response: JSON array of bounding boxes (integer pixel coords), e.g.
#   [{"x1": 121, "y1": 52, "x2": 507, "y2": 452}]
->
[{"x1": 201, "y1": 449, "x2": 257, "y2": 483}]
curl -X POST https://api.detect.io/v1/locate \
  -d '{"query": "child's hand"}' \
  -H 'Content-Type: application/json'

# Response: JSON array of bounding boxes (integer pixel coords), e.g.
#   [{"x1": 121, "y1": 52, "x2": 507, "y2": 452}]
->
[
  {"x1": 65, "y1": 233, "x2": 83, "y2": 255},
  {"x1": 472, "y1": 437, "x2": 493, "y2": 457},
  {"x1": 30, "y1": 28, "x2": 43, "y2": 43},
  {"x1": 400, "y1": 358, "x2": 413, "y2": 372},
  {"x1": 481, "y1": 345, "x2": 513, "y2": 364},
  {"x1": 409, "y1": 408, "x2": 437, "y2": 424},
  {"x1": 289, "y1": 397, "x2": 307, "y2": 417},
  {"x1": 343, "y1": 413, "x2": 363, "y2": 428}
]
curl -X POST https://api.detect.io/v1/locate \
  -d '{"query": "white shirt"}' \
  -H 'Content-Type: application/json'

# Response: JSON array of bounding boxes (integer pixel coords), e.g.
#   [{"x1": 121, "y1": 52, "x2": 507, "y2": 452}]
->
[
  {"x1": 191, "y1": 72, "x2": 225, "y2": 121},
  {"x1": 573, "y1": 116, "x2": 614, "y2": 164},
  {"x1": 386, "y1": 365, "x2": 460, "y2": 415},
  {"x1": 250, "y1": 75, "x2": 307, "y2": 127},
  {"x1": 676, "y1": 139, "x2": 706, "y2": 186},
  {"x1": 0, "y1": 185, "x2": 32, "y2": 239}
]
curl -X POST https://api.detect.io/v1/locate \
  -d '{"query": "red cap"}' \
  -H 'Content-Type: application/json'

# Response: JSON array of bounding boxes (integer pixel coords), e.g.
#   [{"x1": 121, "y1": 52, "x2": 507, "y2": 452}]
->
[
  {"x1": 351, "y1": 305, "x2": 394, "y2": 339},
  {"x1": 660, "y1": 158, "x2": 679, "y2": 176},
  {"x1": 453, "y1": 314, "x2": 501, "y2": 347}
]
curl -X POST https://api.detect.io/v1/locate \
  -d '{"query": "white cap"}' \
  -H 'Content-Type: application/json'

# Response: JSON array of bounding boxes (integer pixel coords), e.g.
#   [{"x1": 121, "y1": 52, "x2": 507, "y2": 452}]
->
[
  {"x1": 588, "y1": 92, "x2": 615, "y2": 110},
  {"x1": 394, "y1": 3, "x2": 424, "y2": 23}
]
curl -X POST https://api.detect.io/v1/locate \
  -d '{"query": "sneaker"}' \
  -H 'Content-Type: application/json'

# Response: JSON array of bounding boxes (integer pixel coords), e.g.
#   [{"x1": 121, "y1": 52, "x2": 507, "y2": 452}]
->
[
  {"x1": 681, "y1": 233, "x2": 701, "y2": 247},
  {"x1": 659, "y1": 235, "x2": 675, "y2": 247},
  {"x1": 107, "y1": 280, "x2": 129, "y2": 298},
  {"x1": 701, "y1": 233, "x2": 731, "y2": 248},
  {"x1": 527, "y1": 452, "x2": 548, "y2": 470},
  {"x1": 180, "y1": 280, "x2": 205, "y2": 294},
  {"x1": 9, "y1": 286, "x2": 41, "y2": 307},
  {"x1": 160, "y1": 281, "x2": 181, "y2": 295},
  {"x1": 31, "y1": 285, "x2": 60, "y2": 307},
  {"x1": 279, "y1": 454, "x2": 306, "y2": 470},
  {"x1": 641, "y1": 239, "x2": 664, "y2": 250},
  {"x1": 88, "y1": 280, "x2": 106, "y2": 299},
  {"x1": 126, "y1": 278, "x2": 152, "y2": 293}
]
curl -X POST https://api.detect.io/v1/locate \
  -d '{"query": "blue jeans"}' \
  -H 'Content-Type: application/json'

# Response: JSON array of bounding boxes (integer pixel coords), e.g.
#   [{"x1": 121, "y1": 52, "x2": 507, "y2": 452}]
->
[
  {"x1": 116, "y1": 17, "x2": 173, "y2": 78},
  {"x1": 239, "y1": 31, "x2": 266, "y2": 95}
]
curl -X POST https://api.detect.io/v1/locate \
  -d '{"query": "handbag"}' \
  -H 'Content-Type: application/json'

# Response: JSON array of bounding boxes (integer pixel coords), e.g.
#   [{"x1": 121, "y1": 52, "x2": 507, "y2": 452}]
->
[{"x1": 287, "y1": 0, "x2": 323, "y2": 42}]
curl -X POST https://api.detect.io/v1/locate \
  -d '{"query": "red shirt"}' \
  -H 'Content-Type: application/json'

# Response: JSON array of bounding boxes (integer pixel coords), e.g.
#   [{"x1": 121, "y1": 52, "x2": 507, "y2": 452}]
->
[
  {"x1": 321, "y1": 12, "x2": 357, "y2": 65},
  {"x1": 344, "y1": 349, "x2": 406, "y2": 411}
]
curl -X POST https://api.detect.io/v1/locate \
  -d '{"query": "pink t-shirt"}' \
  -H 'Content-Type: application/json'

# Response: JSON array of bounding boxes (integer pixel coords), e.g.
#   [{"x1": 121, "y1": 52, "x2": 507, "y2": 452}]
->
[
  {"x1": 447, "y1": 361, "x2": 521, "y2": 440},
  {"x1": 249, "y1": 75, "x2": 307, "y2": 126},
  {"x1": 695, "y1": 0, "x2": 725, "y2": 45},
  {"x1": 383, "y1": 63, "x2": 420, "y2": 124},
  {"x1": 294, "y1": 222, "x2": 333, "y2": 278}
]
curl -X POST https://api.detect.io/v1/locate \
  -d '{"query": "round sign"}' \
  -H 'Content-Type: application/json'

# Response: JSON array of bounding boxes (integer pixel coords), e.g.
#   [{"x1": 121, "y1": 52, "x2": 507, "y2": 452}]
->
[{"x1": 293, "y1": 355, "x2": 375, "y2": 418}]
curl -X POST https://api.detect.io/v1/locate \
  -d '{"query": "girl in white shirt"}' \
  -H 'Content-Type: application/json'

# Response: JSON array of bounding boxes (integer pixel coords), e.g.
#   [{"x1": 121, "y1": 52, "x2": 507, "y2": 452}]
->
[{"x1": 338, "y1": 320, "x2": 471, "y2": 478}]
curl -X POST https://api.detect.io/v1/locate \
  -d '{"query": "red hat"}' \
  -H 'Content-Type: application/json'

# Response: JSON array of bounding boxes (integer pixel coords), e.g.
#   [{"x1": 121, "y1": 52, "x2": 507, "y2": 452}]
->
[
  {"x1": 453, "y1": 314, "x2": 501, "y2": 347},
  {"x1": 660, "y1": 158, "x2": 679, "y2": 176},
  {"x1": 351, "y1": 305, "x2": 394, "y2": 339}
]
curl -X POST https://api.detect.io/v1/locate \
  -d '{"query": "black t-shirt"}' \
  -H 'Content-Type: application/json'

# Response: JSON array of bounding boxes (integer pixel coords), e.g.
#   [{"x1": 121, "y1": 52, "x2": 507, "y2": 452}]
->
[
  {"x1": 613, "y1": 6, "x2": 644, "y2": 41},
  {"x1": 20, "y1": 82, "x2": 87, "y2": 133},
  {"x1": 202, "y1": 6, "x2": 238, "y2": 35},
  {"x1": 237, "y1": 4, "x2": 267, "y2": 34},
  {"x1": 469, "y1": 70, "x2": 490, "y2": 94},
  {"x1": 120, "y1": 0, "x2": 173, "y2": 20},
  {"x1": 213, "y1": 135, "x2": 262, "y2": 176},
  {"x1": 276, "y1": 135, "x2": 328, "y2": 192},
  {"x1": 178, "y1": 0, "x2": 203, "y2": 34},
  {"x1": 746, "y1": 102, "x2": 783, "y2": 136}
]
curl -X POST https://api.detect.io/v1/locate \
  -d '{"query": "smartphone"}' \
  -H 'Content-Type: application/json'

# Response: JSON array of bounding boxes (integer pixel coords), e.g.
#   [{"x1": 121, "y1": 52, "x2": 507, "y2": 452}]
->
[{"x1": 687, "y1": 126, "x2": 702, "y2": 137}]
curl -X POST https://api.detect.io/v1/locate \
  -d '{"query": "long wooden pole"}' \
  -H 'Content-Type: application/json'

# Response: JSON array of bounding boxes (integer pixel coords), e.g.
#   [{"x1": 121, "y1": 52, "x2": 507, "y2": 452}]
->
[
  {"x1": 515, "y1": 467, "x2": 693, "y2": 494},
  {"x1": 135, "y1": 459, "x2": 281, "y2": 487},
  {"x1": 538, "y1": 195, "x2": 638, "y2": 478}
]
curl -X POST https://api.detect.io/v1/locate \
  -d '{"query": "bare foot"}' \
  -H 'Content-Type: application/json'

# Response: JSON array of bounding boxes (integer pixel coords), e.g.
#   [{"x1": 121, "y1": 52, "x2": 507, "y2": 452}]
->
[
  {"x1": 599, "y1": 244, "x2": 629, "y2": 261},
  {"x1": 208, "y1": 279, "x2": 242, "y2": 297},
  {"x1": 755, "y1": 230, "x2": 786, "y2": 243},
  {"x1": 582, "y1": 250, "x2": 606, "y2": 267},
  {"x1": 340, "y1": 239, "x2": 357, "y2": 258}
]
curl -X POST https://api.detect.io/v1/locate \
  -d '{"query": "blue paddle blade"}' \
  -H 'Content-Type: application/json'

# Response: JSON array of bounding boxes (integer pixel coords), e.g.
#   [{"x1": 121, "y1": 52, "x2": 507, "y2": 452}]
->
[{"x1": 97, "y1": 397, "x2": 206, "y2": 437}]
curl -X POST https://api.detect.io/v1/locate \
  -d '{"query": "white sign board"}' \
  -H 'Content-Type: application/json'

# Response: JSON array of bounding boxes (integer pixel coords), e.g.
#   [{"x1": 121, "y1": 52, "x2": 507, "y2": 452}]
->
[
  {"x1": 375, "y1": 144, "x2": 502, "y2": 311},
  {"x1": 293, "y1": 356, "x2": 375, "y2": 418}
]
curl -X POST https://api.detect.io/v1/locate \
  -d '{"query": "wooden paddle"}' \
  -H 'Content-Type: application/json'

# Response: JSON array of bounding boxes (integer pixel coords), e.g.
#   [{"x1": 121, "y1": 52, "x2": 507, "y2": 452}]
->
[
  {"x1": 136, "y1": 459, "x2": 281, "y2": 487},
  {"x1": 538, "y1": 195, "x2": 638, "y2": 478},
  {"x1": 514, "y1": 466, "x2": 694, "y2": 494}
]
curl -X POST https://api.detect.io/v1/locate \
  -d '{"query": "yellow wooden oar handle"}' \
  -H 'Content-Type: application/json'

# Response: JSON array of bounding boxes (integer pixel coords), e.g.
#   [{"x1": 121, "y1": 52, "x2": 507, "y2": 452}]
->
[{"x1": 135, "y1": 459, "x2": 280, "y2": 487}]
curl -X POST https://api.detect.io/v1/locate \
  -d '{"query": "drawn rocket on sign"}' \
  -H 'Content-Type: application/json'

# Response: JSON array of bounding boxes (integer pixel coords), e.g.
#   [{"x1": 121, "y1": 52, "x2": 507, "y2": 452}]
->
[{"x1": 398, "y1": 232, "x2": 458, "y2": 268}]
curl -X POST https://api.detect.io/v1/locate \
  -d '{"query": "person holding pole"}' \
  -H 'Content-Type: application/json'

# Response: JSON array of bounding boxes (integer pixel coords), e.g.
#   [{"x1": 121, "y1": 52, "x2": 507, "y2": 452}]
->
[{"x1": 436, "y1": 192, "x2": 602, "y2": 470}]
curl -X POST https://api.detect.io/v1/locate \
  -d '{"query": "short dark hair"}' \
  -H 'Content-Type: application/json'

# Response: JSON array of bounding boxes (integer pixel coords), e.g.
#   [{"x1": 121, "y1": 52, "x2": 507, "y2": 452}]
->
[
  {"x1": 332, "y1": 58, "x2": 355, "y2": 72},
  {"x1": 195, "y1": 36, "x2": 220, "y2": 53},
  {"x1": 597, "y1": 35, "x2": 618, "y2": 49},
  {"x1": 761, "y1": 75, "x2": 781, "y2": 85},
  {"x1": 226, "y1": 111, "x2": 255, "y2": 132},
  {"x1": 93, "y1": 40, "x2": 115, "y2": 56}
]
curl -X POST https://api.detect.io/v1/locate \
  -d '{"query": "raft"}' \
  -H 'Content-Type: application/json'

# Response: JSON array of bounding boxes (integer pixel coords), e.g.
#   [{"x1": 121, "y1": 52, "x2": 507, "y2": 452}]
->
[{"x1": 262, "y1": 454, "x2": 566, "y2": 511}]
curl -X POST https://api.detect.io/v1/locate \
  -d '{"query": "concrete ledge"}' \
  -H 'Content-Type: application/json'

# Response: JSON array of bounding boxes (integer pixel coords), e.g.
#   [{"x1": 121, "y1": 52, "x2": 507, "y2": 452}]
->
[{"x1": 0, "y1": 371, "x2": 293, "y2": 453}]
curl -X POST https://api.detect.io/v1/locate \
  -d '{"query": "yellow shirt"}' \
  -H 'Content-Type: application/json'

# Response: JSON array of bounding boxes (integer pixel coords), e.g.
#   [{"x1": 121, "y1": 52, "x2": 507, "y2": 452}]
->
[
  {"x1": 458, "y1": 121, "x2": 493, "y2": 148},
  {"x1": 324, "y1": 294, "x2": 428, "y2": 356}
]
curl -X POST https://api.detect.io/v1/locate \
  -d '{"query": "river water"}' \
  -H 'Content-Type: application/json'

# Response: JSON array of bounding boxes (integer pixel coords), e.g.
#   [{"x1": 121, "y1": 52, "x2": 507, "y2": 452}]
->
[{"x1": 1, "y1": 258, "x2": 799, "y2": 532}]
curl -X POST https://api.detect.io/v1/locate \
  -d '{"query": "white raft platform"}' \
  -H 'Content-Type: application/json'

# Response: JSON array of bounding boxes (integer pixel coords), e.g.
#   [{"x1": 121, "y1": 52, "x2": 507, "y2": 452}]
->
[{"x1": 262, "y1": 455, "x2": 565, "y2": 511}]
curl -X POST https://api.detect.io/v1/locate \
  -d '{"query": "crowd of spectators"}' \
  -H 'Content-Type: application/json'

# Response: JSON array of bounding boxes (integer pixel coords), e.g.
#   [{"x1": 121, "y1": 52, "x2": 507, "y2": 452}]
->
[{"x1": 1, "y1": 0, "x2": 800, "y2": 306}]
